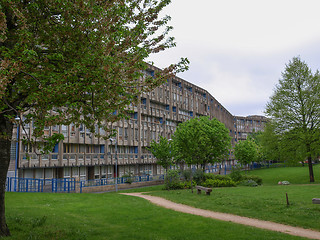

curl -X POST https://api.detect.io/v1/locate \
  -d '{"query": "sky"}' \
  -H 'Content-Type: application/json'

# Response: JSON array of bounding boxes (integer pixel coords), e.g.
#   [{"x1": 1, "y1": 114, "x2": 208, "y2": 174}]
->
[{"x1": 147, "y1": 0, "x2": 320, "y2": 117}]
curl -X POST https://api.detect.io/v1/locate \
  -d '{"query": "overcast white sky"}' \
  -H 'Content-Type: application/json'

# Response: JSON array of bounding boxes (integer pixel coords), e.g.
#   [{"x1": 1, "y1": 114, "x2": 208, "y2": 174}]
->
[{"x1": 148, "y1": 0, "x2": 320, "y2": 117}]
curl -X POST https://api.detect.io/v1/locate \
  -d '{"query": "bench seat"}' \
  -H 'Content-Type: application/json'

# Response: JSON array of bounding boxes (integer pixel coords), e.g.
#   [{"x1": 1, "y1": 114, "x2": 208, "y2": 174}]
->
[
  {"x1": 312, "y1": 198, "x2": 320, "y2": 204},
  {"x1": 196, "y1": 186, "x2": 212, "y2": 195}
]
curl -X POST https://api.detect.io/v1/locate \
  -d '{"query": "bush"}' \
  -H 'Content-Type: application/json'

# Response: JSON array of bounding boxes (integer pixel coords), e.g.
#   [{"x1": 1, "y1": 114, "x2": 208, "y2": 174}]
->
[
  {"x1": 180, "y1": 180, "x2": 196, "y2": 189},
  {"x1": 229, "y1": 165, "x2": 243, "y2": 182},
  {"x1": 213, "y1": 175, "x2": 232, "y2": 181},
  {"x1": 164, "y1": 170, "x2": 182, "y2": 190},
  {"x1": 122, "y1": 172, "x2": 134, "y2": 184},
  {"x1": 181, "y1": 169, "x2": 192, "y2": 181},
  {"x1": 193, "y1": 169, "x2": 205, "y2": 184},
  {"x1": 203, "y1": 173, "x2": 215, "y2": 181},
  {"x1": 243, "y1": 175, "x2": 262, "y2": 185},
  {"x1": 203, "y1": 178, "x2": 236, "y2": 188},
  {"x1": 239, "y1": 180, "x2": 258, "y2": 187}
]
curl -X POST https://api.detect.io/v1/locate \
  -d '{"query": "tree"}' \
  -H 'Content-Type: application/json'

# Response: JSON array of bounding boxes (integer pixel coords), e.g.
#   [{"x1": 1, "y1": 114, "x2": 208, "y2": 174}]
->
[
  {"x1": 258, "y1": 121, "x2": 282, "y2": 162},
  {"x1": 259, "y1": 121, "x2": 309, "y2": 165},
  {"x1": 265, "y1": 56, "x2": 320, "y2": 182},
  {"x1": 0, "y1": 0, "x2": 188, "y2": 236},
  {"x1": 247, "y1": 130, "x2": 267, "y2": 163},
  {"x1": 149, "y1": 136, "x2": 173, "y2": 174},
  {"x1": 172, "y1": 116, "x2": 231, "y2": 191},
  {"x1": 234, "y1": 139, "x2": 257, "y2": 170}
]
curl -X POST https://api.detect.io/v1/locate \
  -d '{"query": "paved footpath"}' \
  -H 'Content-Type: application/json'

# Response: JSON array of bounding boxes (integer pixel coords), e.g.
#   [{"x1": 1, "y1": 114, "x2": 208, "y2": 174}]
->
[{"x1": 121, "y1": 192, "x2": 320, "y2": 240}]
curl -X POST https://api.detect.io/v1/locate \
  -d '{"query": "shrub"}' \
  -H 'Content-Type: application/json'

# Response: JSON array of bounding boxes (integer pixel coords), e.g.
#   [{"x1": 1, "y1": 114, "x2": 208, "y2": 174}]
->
[
  {"x1": 229, "y1": 165, "x2": 243, "y2": 182},
  {"x1": 122, "y1": 172, "x2": 134, "y2": 184},
  {"x1": 181, "y1": 169, "x2": 192, "y2": 181},
  {"x1": 203, "y1": 173, "x2": 215, "y2": 181},
  {"x1": 164, "y1": 170, "x2": 182, "y2": 190},
  {"x1": 203, "y1": 179, "x2": 236, "y2": 188},
  {"x1": 239, "y1": 180, "x2": 258, "y2": 187},
  {"x1": 243, "y1": 175, "x2": 262, "y2": 185},
  {"x1": 193, "y1": 169, "x2": 205, "y2": 184},
  {"x1": 213, "y1": 175, "x2": 232, "y2": 181},
  {"x1": 180, "y1": 180, "x2": 196, "y2": 189}
]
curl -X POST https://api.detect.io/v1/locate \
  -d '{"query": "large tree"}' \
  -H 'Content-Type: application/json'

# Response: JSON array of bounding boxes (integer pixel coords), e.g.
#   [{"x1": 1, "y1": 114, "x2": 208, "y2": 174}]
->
[
  {"x1": 259, "y1": 121, "x2": 309, "y2": 165},
  {"x1": 0, "y1": 0, "x2": 188, "y2": 236},
  {"x1": 265, "y1": 57, "x2": 320, "y2": 182},
  {"x1": 172, "y1": 116, "x2": 231, "y2": 190}
]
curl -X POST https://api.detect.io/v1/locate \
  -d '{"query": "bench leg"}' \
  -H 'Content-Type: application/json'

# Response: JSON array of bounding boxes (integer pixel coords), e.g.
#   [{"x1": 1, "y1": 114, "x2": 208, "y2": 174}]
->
[
  {"x1": 205, "y1": 191, "x2": 210, "y2": 196},
  {"x1": 197, "y1": 189, "x2": 201, "y2": 194}
]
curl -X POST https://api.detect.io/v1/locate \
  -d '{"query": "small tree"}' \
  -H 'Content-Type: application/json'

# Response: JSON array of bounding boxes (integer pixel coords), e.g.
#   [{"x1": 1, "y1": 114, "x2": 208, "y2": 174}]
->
[
  {"x1": 149, "y1": 136, "x2": 174, "y2": 174},
  {"x1": 173, "y1": 116, "x2": 231, "y2": 191},
  {"x1": 234, "y1": 139, "x2": 257, "y2": 171}
]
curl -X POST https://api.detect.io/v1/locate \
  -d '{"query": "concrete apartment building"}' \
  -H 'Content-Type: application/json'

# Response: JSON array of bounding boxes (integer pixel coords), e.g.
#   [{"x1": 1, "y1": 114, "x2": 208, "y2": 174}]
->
[
  {"x1": 234, "y1": 115, "x2": 268, "y2": 142},
  {"x1": 8, "y1": 65, "x2": 264, "y2": 181}
]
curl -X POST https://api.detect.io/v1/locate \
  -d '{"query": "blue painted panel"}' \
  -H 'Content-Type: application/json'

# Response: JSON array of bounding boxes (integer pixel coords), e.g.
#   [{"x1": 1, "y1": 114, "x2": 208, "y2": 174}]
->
[
  {"x1": 53, "y1": 143, "x2": 59, "y2": 153},
  {"x1": 100, "y1": 145, "x2": 105, "y2": 153}
]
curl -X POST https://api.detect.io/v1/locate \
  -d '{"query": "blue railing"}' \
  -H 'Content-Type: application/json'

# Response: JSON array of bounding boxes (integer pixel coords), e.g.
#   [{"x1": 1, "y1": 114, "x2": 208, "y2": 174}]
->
[
  {"x1": 205, "y1": 164, "x2": 232, "y2": 175},
  {"x1": 52, "y1": 178, "x2": 76, "y2": 193},
  {"x1": 6, "y1": 177, "x2": 44, "y2": 192},
  {"x1": 6, "y1": 177, "x2": 75, "y2": 193},
  {"x1": 5, "y1": 174, "x2": 167, "y2": 193}
]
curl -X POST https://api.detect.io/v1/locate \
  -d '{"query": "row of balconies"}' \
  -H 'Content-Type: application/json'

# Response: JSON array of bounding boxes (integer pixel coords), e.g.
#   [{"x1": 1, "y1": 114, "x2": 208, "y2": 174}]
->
[{"x1": 19, "y1": 153, "x2": 157, "y2": 169}]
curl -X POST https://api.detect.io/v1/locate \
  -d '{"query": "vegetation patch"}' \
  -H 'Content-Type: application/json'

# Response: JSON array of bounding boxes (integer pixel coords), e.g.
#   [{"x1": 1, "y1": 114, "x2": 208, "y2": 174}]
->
[{"x1": 5, "y1": 191, "x2": 304, "y2": 240}]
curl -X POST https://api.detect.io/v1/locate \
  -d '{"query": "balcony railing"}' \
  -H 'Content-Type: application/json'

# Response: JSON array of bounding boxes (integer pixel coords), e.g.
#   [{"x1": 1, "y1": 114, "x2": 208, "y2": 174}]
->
[{"x1": 19, "y1": 152, "x2": 157, "y2": 168}]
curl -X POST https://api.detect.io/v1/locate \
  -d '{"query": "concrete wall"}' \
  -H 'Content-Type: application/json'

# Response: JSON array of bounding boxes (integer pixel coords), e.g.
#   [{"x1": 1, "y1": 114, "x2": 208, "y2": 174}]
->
[{"x1": 76, "y1": 180, "x2": 164, "y2": 193}]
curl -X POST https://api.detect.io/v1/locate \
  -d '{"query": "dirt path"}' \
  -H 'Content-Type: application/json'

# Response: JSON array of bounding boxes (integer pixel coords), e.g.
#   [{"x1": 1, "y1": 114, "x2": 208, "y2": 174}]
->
[{"x1": 121, "y1": 192, "x2": 320, "y2": 240}]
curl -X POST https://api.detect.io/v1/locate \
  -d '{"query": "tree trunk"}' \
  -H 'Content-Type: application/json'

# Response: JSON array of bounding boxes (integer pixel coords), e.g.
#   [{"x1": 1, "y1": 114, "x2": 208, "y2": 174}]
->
[
  {"x1": 0, "y1": 114, "x2": 13, "y2": 237},
  {"x1": 190, "y1": 166, "x2": 193, "y2": 193},
  {"x1": 306, "y1": 144, "x2": 315, "y2": 183},
  {"x1": 307, "y1": 156, "x2": 314, "y2": 182}
]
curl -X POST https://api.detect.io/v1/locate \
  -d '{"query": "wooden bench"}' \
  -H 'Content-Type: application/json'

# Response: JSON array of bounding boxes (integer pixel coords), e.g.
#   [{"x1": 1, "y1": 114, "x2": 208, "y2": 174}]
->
[
  {"x1": 196, "y1": 186, "x2": 212, "y2": 195},
  {"x1": 312, "y1": 198, "x2": 320, "y2": 204}
]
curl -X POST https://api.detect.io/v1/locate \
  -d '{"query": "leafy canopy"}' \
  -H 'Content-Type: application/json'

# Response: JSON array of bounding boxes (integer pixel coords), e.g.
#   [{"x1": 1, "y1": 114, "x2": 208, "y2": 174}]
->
[
  {"x1": 0, "y1": 1, "x2": 188, "y2": 236},
  {"x1": 234, "y1": 139, "x2": 257, "y2": 166},
  {"x1": 149, "y1": 136, "x2": 173, "y2": 172},
  {"x1": 172, "y1": 116, "x2": 231, "y2": 168},
  {"x1": 265, "y1": 57, "x2": 320, "y2": 182},
  {"x1": 0, "y1": 0, "x2": 188, "y2": 140}
]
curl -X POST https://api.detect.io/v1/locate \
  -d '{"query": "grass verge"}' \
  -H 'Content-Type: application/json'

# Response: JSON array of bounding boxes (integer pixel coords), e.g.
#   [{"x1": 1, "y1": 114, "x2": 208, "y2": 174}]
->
[
  {"x1": 148, "y1": 165, "x2": 320, "y2": 231},
  {"x1": 4, "y1": 191, "x2": 307, "y2": 240},
  {"x1": 246, "y1": 164, "x2": 320, "y2": 185}
]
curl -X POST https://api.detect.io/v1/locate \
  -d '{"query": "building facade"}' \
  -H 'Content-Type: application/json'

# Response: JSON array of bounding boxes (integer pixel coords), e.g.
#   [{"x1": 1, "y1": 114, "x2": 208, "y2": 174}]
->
[
  {"x1": 234, "y1": 115, "x2": 268, "y2": 142},
  {"x1": 8, "y1": 66, "x2": 263, "y2": 181}
]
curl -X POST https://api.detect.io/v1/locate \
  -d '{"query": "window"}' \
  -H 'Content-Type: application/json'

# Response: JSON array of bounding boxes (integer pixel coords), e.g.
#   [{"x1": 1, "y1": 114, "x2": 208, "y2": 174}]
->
[
  {"x1": 70, "y1": 123, "x2": 76, "y2": 136},
  {"x1": 124, "y1": 128, "x2": 128, "y2": 139},
  {"x1": 64, "y1": 167, "x2": 71, "y2": 177},
  {"x1": 62, "y1": 125, "x2": 68, "y2": 137}
]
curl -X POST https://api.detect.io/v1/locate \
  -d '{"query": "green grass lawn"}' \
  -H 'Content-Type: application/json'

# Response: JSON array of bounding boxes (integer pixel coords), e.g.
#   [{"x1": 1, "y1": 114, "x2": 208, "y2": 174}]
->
[
  {"x1": 148, "y1": 165, "x2": 320, "y2": 231},
  {"x1": 3, "y1": 165, "x2": 320, "y2": 239},
  {"x1": 247, "y1": 164, "x2": 320, "y2": 185},
  {"x1": 149, "y1": 185, "x2": 320, "y2": 231},
  {"x1": 4, "y1": 191, "x2": 308, "y2": 240}
]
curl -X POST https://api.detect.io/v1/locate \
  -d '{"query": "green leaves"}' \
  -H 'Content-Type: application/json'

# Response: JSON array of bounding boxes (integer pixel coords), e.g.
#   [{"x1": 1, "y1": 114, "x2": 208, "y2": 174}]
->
[
  {"x1": 0, "y1": 0, "x2": 186, "y2": 139},
  {"x1": 265, "y1": 57, "x2": 320, "y2": 181},
  {"x1": 172, "y1": 116, "x2": 231, "y2": 167},
  {"x1": 149, "y1": 136, "x2": 173, "y2": 171},
  {"x1": 234, "y1": 139, "x2": 257, "y2": 166}
]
